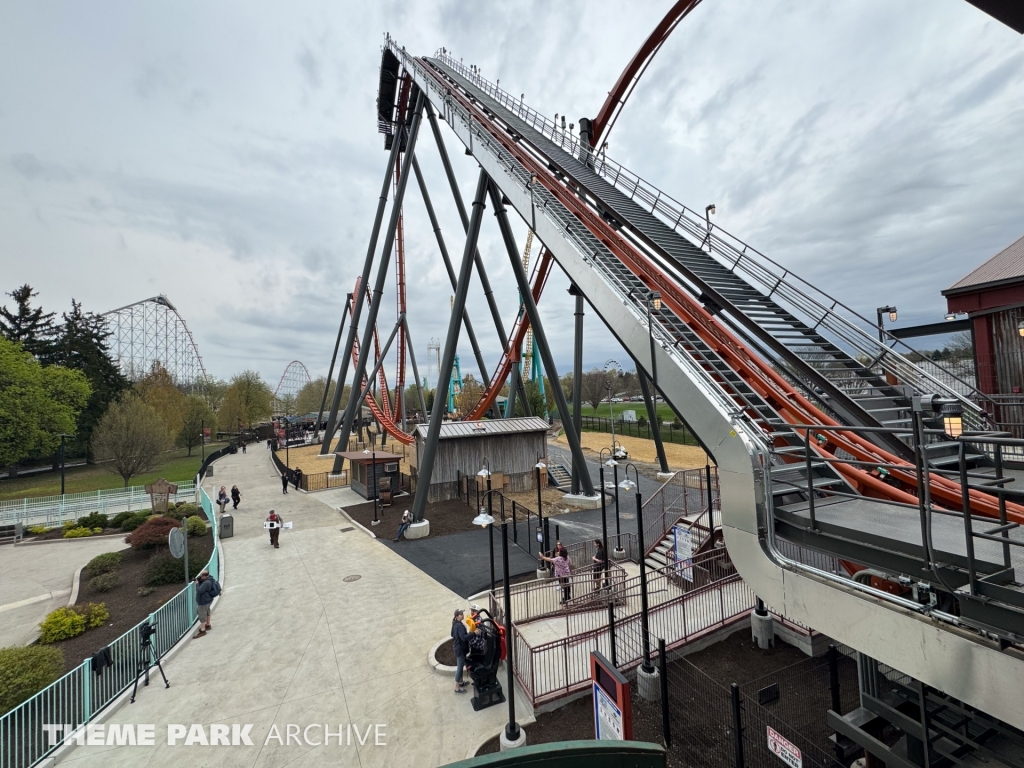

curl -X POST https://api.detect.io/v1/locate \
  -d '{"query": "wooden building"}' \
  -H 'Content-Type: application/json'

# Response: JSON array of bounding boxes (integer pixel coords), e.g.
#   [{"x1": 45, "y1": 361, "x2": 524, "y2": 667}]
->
[
  {"x1": 411, "y1": 417, "x2": 550, "y2": 502},
  {"x1": 338, "y1": 451, "x2": 403, "y2": 501}
]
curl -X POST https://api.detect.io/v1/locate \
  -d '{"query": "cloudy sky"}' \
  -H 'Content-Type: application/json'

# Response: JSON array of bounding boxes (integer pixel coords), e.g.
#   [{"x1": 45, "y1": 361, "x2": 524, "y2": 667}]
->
[{"x1": 1, "y1": 0, "x2": 1021, "y2": 390}]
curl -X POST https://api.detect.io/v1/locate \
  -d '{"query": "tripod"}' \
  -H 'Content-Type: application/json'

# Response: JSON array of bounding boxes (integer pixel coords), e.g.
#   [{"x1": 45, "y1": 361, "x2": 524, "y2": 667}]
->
[{"x1": 130, "y1": 623, "x2": 169, "y2": 703}]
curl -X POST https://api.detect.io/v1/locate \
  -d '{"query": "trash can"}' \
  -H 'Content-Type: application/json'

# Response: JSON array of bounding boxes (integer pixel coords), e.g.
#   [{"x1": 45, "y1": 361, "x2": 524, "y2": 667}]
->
[{"x1": 219, "y1": 513, "x2": 234, "y2": 539}]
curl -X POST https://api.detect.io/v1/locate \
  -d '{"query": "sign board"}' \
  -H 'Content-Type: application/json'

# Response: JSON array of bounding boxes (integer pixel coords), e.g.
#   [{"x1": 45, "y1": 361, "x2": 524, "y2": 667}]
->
[
  {"x1": 168, "y1": 527, "x2": 185, "y2": 559},
  {"x1": 264, "y1": 521, "x2": 280, "y2": 529},
  {"x1": 767, "y1": 726, "x2": 802, "y2": 768},
  {"x1": 590, "y1": 650, "x2": 632, "y2": 741},
  {"x1": 145, "y1": 478, "x2": 178, "y2": 514},
  {"x1": 673, "y1": 524, "x2": 694, "y2": 583},
  {"x1": 621, "y1": 409, "x2": 637, "y2": 423}
]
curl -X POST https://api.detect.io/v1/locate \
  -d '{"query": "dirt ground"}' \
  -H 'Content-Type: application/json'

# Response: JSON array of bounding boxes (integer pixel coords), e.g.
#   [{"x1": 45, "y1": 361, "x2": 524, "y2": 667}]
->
[
  {"x1": 274, "y1": 442, "x2": 413, "y2": 475},
  {"x1": 553, "y1": 431, "x2": 709, "y2": 470}
]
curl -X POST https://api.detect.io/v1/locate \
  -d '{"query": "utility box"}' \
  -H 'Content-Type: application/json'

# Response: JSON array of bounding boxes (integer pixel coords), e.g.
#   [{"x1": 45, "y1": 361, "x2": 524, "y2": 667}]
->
[{"x1": 219, "y1": 513, "x2": 234, "y2": 539}]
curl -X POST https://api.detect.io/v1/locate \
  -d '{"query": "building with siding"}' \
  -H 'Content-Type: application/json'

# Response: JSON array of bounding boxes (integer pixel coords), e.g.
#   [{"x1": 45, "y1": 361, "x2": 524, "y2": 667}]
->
[{"x1": 411, "y1": 417, "x2": 550, "y2": 502}]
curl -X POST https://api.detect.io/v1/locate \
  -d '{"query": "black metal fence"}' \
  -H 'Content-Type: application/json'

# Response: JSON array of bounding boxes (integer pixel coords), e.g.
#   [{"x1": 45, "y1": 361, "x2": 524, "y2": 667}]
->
[{"x1": 580, "y1": 415, "x2": 699, "y2": 446}]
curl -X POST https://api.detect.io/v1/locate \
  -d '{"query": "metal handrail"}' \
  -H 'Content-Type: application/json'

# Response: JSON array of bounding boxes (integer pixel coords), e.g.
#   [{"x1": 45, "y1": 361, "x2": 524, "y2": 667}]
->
[{"x1": 424, "y1": 47, "x2": 995, "y2": 429}]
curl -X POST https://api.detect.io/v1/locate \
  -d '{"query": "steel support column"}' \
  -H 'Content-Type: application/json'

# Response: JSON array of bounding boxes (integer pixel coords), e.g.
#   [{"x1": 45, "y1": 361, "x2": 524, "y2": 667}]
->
[
  {"x1": 488, "y1": 180, "x2": 595, "y2": 496},
  {"x1": 332, "y1": 91, "x2": 426, "y2": 464},
  {"x1": 411, "y1": 156, "x2": 490, "y2": 387},
  {"x1": 401, "y1": 315, "x2": 429, "y2": 420},
  {"x1": 506, "y1": 361, "x2": 519, "y2": 417},
  {"x1": 314, "y1": 294, "x2": 351, "y2": 440},
  {"x1": 411, "y1": 171, "x2": 489, "y2": 522},
  {"x1": 570, "y1": 284, "x2": 584, "y2": 493},
  {"x1": 319, "y1": 108, "x2": 409, "y2": 456},
  {"x1": 638, "y1": 368, "x2": 670, "y2": 473}
]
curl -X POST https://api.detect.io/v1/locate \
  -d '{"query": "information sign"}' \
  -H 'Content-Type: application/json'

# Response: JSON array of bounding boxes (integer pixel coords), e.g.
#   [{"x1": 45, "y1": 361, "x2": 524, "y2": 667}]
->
[{"x1": 767, "y1": 726, "x2": 802, "y2": 768}]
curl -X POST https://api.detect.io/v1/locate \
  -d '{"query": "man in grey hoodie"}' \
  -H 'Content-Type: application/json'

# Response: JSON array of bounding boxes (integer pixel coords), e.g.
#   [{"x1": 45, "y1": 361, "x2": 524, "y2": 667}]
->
[{"x1": 193, "y1": 569, "x2": 219, "y2": 638}]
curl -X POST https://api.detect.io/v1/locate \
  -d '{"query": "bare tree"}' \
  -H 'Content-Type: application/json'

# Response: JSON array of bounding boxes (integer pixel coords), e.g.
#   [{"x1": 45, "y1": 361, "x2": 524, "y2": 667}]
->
[
  {"x1": 91, "y1": 392, "x2": 169, "y2": 487},
  {"x1": 582, "y1": 369, "x2": 609, "y2": 411},
  {"x1": 177, "y1": 395, "x2": 214, "y2": 456}
]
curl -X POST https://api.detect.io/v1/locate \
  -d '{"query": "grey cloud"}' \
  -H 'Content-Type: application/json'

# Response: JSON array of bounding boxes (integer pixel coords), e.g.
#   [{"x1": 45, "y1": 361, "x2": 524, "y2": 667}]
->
[{"x1": 297, "y1": 47, "x2": 322, "y2": 89}]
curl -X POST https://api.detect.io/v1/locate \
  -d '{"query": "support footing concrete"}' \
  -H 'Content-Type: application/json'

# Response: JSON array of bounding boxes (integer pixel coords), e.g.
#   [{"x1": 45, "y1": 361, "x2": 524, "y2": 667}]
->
[
  {"x1": 637, "y1": 665, "x2": 660, "y2": 701},
  {"x1": 406, "y1": 520, "x2": 430, "y2": 539},
  {"x1": 752, "y1": 611, "x2": 774, "y2": 649},
  {"x1": 656, "y1": 472, "x2": 676, "y2": 481},
  {"x1": 613, "y1": 547, "x2": 626, "y2": 561},
  {"x1": 562, "y1": 493, "x2": 602, "y2": 509},
  {"x1": 499, "y1": 726, "x2": 527, "y2": 751},
  {"x1": 536, "y1": 568, "x2": 551, "y2": 580}
]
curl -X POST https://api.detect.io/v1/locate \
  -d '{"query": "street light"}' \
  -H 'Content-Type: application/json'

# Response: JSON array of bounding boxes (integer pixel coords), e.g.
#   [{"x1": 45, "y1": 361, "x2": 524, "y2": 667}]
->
[
  {"x1": 876, "y1": 306, "x2": 897, "y2": 343},
  {"x1": 1018, "y1": 320, "x2": 1024, "y2": 338},
  {"x1": 596, "y1": 452, "x2": 611, "y2": 586},
  {"x1": 471, "y1": 492, "x2": 522, "y2": 748},
  {"x1": 58, "y1": 434, "x2": 75, "y2": 496},
  {"x1": 364, "y1": 447, "x2": 380, "y2": 526},
  {"x1": 703, "y1": 204, "x2": 716, "y2": 250},
  {"x1": 647, "y1": 290, "x2": 661, "y2": 411},
  {"x1": 479, "y1": 460, "x2": 494, "y2": 590},
  {"x1": 601, "y1": 448, "x2": 624, "y2": 559},
  {"x1": 534, "y1": 457, "x2": 547, "y2": 567},
  {"x1": 619, "y1": 464, "x2": 653, "y2": 673}
]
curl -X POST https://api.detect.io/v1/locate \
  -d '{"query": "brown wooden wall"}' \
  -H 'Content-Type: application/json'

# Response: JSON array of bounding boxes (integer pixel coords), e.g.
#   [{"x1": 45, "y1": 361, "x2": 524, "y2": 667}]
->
[{"x1": 414, "y1": 432, "x2": 547, "y2": 485}]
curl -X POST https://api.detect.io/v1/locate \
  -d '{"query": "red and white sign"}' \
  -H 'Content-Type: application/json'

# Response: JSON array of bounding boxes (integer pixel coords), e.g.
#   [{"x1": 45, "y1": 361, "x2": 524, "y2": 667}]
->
[{"x1": 767, "y1": 726, "x2": 802, "y2": 768}]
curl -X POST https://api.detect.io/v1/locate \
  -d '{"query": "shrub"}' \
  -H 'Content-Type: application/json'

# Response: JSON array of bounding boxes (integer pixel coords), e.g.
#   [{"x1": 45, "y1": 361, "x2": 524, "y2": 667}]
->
[
  {"x1": 88, "y1": 572, "x2": 119, "y2": 593},
  {"x1": 137, "y1": 586, "x2": 156, "y2": 597},
  {"x1": 38, "y1": 608, "x2": 87, "y2": 643},
  {"x1": 63, "y1": 527, "x2": 93, "y2": 538},
  {"x1": 92, "y1": 527, "x2": 103, "y2": 534},
  {"x1": 85, "y1": 551, "x2": 122, "y2": 576},
  {"x1": 145, "y1": 554, "x2": 186, "y2": 586},
  {"x1": 0, "y1": 646, "x2": 64, "y2": 715},
  {"x1": 62, "y1": 520, "x2": 76, "y2": 530},
  {"x1": 126, "y1": 516, "x2": 178, "y2": 550},
  {"x1": 76, "y1": 512, "x2": 109, "y2": 530},
  {"x1": 119, "y1": 512, "x2": 151, "y2": 532},
  {"x1": 186, "y1": 516, "x2": 207, "y2": 537},
  {"x1": 165, "y1": 502, "x2": 198, "y2": 521},
  {"x1": 111, "y1": 511, "x2": 136, "y2": 528},
  {"x1": 79, "y1": 603, "x2": 109, "y2": 628},
  {"x1": 28, "y1": 525, "x2": 49, "y2": 535}
]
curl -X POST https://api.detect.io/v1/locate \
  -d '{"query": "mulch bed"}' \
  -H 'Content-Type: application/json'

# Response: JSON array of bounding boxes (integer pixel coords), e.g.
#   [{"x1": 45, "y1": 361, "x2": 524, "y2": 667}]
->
[
  {"x1": 343, "y1": 497, "x2": 485, "y2": 538},
  {"x1": 46, "y1": 533, "x2": 214, "y2": 673},
  {"x1": 435, "y1": 641, "x2": 457, "y2": 667},
  {"x1": 477, "y1": 632, "x2": 817, "y2": 755},
  {"x1": 28, "y1": 527, "x2": 123, "y2": 541}
]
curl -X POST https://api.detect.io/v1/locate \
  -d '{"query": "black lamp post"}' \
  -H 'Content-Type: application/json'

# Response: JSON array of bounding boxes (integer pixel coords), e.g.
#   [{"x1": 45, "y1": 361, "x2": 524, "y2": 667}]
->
[
  {"x1": 478, "y1": 459, "x2": 494, "y2": 590},
  {"x1": 647, "y1": 290, "x2": 662, "y2": 397},
  {"x1": 200, "y1": 420, "x2": 205, "y2": 465},
  {"x1": 601, "y1": 448, "x2": 624, "y2": 558},
  {"x1": 58, "y1": 434, "x2": 74, "y2": 496},
  {"x1": 534, "y1": 456, "x2": 547, "y2": 568},
  {"x1": 876, "y1": 305, "x2": 897, "y2": 344},
  {"x1": 471, "y1": 495, "x2": 521, "y2": 746},
  {"x1": 363, "y1": 445, "x2": 380, "y2": 526},
  {"x1": 620, "y1": 464, "x2": 653, "y2": 672}
]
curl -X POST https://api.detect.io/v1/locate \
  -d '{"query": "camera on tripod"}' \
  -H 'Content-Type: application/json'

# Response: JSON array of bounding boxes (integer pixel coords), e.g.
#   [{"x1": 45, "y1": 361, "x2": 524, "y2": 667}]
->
[
  {"x1": 139, "y1": 620, "x2": 158, "y2": 645},
  {"x1": 130, "y1": 620, "x2": 169, "y2": 702}
]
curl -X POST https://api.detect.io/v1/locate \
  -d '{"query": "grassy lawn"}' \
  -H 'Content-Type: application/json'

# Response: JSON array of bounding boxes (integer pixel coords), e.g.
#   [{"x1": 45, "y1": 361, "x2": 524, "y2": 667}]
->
[
  {"x1": 576, "y1": 402, "x2": 680, "y2": 421},
  {"x1": 0, "y1": 443, "x2": 230, "y2": 501}
]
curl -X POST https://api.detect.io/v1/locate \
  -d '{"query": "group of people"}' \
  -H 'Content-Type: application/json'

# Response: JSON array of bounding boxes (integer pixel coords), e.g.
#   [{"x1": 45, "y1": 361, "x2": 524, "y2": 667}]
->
[
  {"x1": 280, "y1": 467, "x2": 303, "y2": 494},
  {"x1": 216, "y1": 485, "x2": 242, "y2": 513},
  {"x1": 539, "y1": 539, "x2": 607, "y2": 604}
]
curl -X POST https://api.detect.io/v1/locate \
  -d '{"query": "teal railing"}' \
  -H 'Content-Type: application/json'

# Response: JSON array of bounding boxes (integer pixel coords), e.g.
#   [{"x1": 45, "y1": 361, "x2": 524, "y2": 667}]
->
[
  {"x1": 0, "y1": 484, "x2": 219, "y2": 768},
  {"x1": 0, "y1": 481, "x2": 198, "y2": 527}
]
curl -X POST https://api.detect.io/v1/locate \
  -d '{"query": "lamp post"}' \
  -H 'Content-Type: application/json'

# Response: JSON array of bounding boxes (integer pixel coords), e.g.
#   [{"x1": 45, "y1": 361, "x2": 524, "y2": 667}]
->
[
  {"x1": 647, "y1": 291, "x2": 662, "y2": 418},
  {"x1": 876, "y1": 306, "x2": 897, "y2": 344},
  {"x1": 471, "y1": 497, "x2": 521, "y2": 747},
  {"x1": 703, "y1": 203, "x2": 716, "y2": 250},
  {"x1": 620, "y1": 464, "x2": 653, "y2": 672},
  {"x1": 58, "y1": 434, "x2": 74, "y2": 496},
  {"x1": 605, "y1": 380, "x2": 616, "y2": 449},
  {"x1": 1018, "y1": 320, "x2": 1024, "y2": 338},
  {"x1": 364, "y1": 446, "x2": 379, "y2": 526},
  {"x1": 478, "y1": 459, "x2": 494, "y2": 590},
  {"x1": 200, "y1": 420, "x2": 205, "y2": 465},
  {"x1": 601, "y1": 448, "x2": 624, "y2": 559},
  {"x1": 534, "y1": 457, "x2": 547, "y2": 568}
]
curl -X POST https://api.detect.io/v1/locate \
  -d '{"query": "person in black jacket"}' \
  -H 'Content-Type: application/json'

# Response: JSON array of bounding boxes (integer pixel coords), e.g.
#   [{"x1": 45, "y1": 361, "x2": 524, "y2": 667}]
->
[
  {"x1": 281, "y1": 471, "x2": 289, "y2": 494},
  {"x1": 194, "y1": 570, "x2": 219, "y2": 638},
  {"x1": 451, "y1": 609, "x2": 470, "y2": 693},
  {"x1": 230, "y1": 485, "x2": 241, "y2": 510}
]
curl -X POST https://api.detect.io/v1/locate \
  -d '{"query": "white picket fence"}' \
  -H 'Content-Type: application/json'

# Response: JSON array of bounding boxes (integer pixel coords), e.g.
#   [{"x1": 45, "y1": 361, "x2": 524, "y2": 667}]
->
[{"x1": 0, "y1": 481, "x2": 198, "y2": 528}]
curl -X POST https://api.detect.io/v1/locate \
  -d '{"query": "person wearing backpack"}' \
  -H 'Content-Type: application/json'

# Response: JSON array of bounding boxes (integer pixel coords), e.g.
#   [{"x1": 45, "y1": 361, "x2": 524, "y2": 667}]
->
[{"x1": 193, "y1": 569, "x2": 220, "y2": 638}]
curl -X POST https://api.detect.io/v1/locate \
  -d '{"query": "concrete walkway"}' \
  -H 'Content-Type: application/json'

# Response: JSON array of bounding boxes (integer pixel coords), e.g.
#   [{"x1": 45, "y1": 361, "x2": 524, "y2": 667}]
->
[
  {"x1": 0, "y1": 535, "x2": 126, "y2": 647},
  {"x1": 59, "y1": 448, "x2": 529, "y2": 768}
]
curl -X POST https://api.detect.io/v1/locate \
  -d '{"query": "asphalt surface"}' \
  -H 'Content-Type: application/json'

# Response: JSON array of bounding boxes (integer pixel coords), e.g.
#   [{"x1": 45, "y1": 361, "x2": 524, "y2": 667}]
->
[{"x1": 374, "y1": 446, "x2": 672, "y2": 597}]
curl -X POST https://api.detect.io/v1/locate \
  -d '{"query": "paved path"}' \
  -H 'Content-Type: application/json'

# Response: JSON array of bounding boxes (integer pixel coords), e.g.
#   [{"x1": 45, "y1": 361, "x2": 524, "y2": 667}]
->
[
  {"x1": 60, "y1": 449, "x2": 528, "y2": 768},
  {"x1": 0, "y1": 536, "x2": 126, "y2": 647}
]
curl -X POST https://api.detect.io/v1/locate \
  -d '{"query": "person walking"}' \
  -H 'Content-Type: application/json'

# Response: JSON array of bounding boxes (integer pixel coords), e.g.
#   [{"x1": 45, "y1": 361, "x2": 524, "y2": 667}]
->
[
  {"x1": 592, "y1": 539, "x2": 607, "y2": 592},
  {"x1": 241, "y1": 441, "x2": 247, "y2": 454},
  {"x1": 451, "y1": 609, "x2": 470, "y2": 694},
  {"x1": 293, "y1": 467, "x2": 303, "y2": 491},
  {"x1": 281, "y1": 471, "x2": 289, "y2": 494},
  {"x1": 230, "y1": 485, "x2": 241, "y2": 510},
  {"x1": 193, "y1": 569, "x2": 220, "y2": 638},
  {"x1": 540, "y1": 549, "x2": 572, "y2": 604},
  {"x1": 393, "y1": 509, "x2": 413, "y2": 542},
  {"x1": 266, "y1": 510, "x2": 284, "y2": 548},
  {"x1": 216, "y1": 486, "x2": 229, "y2": 514}
]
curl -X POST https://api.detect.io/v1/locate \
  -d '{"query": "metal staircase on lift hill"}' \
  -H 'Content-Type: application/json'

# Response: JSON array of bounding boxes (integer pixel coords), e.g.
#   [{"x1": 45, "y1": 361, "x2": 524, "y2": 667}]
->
[{"x1": 426, "y1": 52, "x2": 1000, "y2": 478}]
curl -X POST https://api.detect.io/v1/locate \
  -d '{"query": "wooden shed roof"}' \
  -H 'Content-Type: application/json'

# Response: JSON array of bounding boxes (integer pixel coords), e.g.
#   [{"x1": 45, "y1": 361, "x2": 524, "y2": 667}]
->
[{"x1": 414, "y1": 417, "x2": 550, "y2": 441}]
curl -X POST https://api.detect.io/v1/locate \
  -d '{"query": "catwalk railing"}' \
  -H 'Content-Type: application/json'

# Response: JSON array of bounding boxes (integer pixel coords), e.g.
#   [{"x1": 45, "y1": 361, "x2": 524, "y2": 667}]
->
[
  {"x1": 642, "y1": 466, "x2": 719, "y2": 558},
  {"x1": 0, "y1": 485, "x2": 221, "y2": 768},
  {"x1": 425, "y1": 46, "x2": 997, "y2": 432},
  {"x1": 506, "y1": 549, "x2": 754, "y2": 705},
  {"x1": 0, "y1": 481, "x2": 198, "y2": 527}
]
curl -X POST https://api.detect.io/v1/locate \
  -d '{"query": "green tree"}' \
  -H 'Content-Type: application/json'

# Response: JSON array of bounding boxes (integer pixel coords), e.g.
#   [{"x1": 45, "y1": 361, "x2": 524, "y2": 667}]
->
[
  {"x1": 218, "y1": 370, "x2": 272, "y2": 431},
  {"x1": 195, "y1": 377, "x2": 228, "y2": 413},
  {"x1": 135, "y1": 362, "x2": 187, "y2": 440},
  {"x1": 0, "y1": 337, "x2": 91, "y2": 468},
  {"x1": 296, "y1": 376, "x2": 341, "y2": 416},
  {"x1": 276, "y1": 393, "x2": 297, "y2": 417},
  {"x1": 177, "y1": 395, "x2": 215, "y2": 456},
  {"x1": 91, "y1": 392, "x2": 169, "y2": 487},
  {"x1": 0, "y1": 285, "x2": 57, "y2": 361},
  {"x1": 455, "y1": 373, "x2": 483, "y2": 415},
  {"x1": 514, "y1": 379, "x2": 547, "y2": 419},
  {"x1": 50, "y1": 300, "x2": 130, "y2": 461}
]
